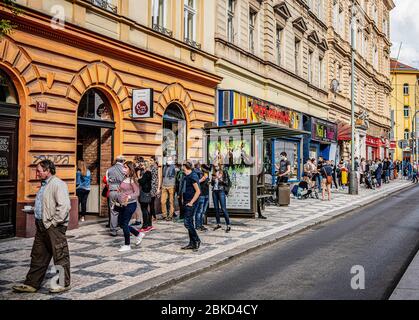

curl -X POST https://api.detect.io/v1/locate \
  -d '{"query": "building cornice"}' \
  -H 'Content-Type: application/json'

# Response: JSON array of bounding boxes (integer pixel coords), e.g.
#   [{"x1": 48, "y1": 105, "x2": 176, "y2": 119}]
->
[{"x1": 1, "y1": 4, "x2": 222, "y2": 88}]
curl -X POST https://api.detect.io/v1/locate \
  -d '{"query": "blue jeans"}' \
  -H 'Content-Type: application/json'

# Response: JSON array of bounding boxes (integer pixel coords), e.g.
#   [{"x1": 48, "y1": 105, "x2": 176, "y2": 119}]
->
[
  {"x1": 118, "y1": 202, "x2": 139, "y2": 245},
  {"x1": 316, "y1": 174, "x2": 323, "y2": 191},
  {"x1": 213, "y1": 190, "x2": 231, "y2": 226},
  {"x1": 194, "y1": 196, "x2": 206, "y2": 229},
  {"x1": 184, "y1": 204, "x2": 200, "y2": 245}
]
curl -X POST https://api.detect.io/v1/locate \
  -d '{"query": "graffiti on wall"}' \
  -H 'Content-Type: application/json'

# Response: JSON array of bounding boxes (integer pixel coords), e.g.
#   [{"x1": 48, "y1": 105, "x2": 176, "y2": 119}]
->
[{"x1": 32, "y1": 154, "x2": 70, "y2": 165}]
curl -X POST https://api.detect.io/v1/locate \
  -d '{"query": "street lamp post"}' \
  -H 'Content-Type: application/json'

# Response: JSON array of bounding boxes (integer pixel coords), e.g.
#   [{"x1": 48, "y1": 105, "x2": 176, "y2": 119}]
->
[{"x1": 349, "y1": 1, "x2": 359, "y2": 195}]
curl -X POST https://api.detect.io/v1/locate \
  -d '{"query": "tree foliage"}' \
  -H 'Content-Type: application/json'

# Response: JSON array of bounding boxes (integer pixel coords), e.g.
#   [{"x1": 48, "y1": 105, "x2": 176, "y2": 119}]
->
[{"x1": 1, "y1": 0, "x2": 22, "y2": 37}]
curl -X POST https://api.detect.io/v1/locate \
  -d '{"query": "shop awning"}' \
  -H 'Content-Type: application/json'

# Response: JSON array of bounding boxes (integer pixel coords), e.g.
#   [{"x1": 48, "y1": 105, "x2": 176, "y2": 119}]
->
[
  {"x1": 204, "y1": 121, "x2": 310, "y2": 139},
  {"x1": 337, "y1": 120, "x2": 352, "y2": 141}
]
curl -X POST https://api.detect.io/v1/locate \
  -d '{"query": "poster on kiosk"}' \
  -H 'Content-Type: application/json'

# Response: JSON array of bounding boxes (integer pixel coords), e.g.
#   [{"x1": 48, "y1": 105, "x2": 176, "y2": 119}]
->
[{"x1": 207, "y1": 131, "x2": 258, "y2": 217}]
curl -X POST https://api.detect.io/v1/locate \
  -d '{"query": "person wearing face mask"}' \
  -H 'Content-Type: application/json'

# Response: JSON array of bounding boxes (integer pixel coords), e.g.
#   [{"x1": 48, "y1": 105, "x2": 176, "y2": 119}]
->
[
  {"x1": 276, "y1": 152, "x2": 291, "y2": 184},
  {"x1": 160, "y1": 156, "x2": 176, "y2": 221}
]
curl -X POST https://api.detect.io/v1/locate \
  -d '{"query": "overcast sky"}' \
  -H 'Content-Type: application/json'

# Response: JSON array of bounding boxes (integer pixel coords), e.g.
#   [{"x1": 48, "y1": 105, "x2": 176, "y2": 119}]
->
[{"x1": 390, "y1": 0, "x2": 419, "y2": 68}]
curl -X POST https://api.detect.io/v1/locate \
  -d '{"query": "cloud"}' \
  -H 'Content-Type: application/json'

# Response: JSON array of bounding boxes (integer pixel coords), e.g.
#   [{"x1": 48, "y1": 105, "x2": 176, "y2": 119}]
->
[{"x1": 390, "y1": 0, "x2": 419, "y2": 68}]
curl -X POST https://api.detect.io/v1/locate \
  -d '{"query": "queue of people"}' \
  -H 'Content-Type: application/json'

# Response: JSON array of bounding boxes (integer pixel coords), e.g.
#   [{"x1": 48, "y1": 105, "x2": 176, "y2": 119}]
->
[{"x1": 99, "y1": 155, "x2": 232, "y2": 253}]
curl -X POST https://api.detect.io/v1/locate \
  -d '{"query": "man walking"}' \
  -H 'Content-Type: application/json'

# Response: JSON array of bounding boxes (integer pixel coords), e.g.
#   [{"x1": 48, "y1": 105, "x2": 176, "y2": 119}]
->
[
  {"x1": 181, "y1": 161, "x2": 201, "y2": 251},
  {"x1": 107, "y1": 155, "x2": 126, "y2": 236},
  {"x1": 13, "y1": 160, "x2": 71, "y2": 294}
]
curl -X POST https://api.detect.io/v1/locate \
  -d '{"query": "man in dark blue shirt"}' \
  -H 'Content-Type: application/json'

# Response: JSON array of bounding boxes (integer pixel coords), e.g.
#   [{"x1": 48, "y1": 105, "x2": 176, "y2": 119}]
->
[{"x1": 181, "y1": 161, "x2": 201, "y2": 251}]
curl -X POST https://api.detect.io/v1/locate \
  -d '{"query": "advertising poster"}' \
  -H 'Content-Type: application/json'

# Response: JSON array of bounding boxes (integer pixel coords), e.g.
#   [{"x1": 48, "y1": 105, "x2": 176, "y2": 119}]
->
[
  {"x1": 208, "y1": 137, "x2": 252, "y2": 166},
  {"x1": 209, "y1": 166, "x2": 252, "y2": 210}
]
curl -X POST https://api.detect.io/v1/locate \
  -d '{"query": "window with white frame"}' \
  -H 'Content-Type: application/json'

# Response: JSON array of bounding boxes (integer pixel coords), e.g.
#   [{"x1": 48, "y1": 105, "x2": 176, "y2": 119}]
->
[
  {"x1": 373, "y1": 45, "x2": 378, "y2": 69},
  {"x1": 308, "y1": 50, "x2": 314, "y2": 83},
  {"x1": 184, "y1": 0, "x2": 198, "y2": 44},
  {"x1": 249, "y1": 9, "x2": 257, "y2": 53},
  {"x1": 333, "y1": 1, "x2": 339, "y2": 31},
  {"x1": 372, "y1": 3, "x2": 378, "y2": 25},
  {"x1": 227, "y1": 0, "x2": 235, "y2": 43},
  {"x1": 338, "y1": 7, "x2": 344, "y2": 37},
  {"x1": 152, "y1": 0, "x2": 166, "y2": 28},
  {"x1": 404, "y1": 129, "x2": 410, "y2": 140},
  {"x1": 295, "y1": 38, "x2": 301, "y2": 75},
  {"x1": 276, "y1": 25, "x2": 283, "y2": 66},
  {"x1": 319, "y1": 55, "x2": 325, "y2": 89},
  {"x1": 404, "y1": 83, "x2": 409, "y2": 96},
  {"x1": 317, "y1": 0, "x2": 324, "y2": 21}
]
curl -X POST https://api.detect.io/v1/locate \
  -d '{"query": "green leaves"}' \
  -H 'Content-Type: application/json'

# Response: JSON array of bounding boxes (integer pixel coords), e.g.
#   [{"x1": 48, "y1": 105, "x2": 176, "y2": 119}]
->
[{"x1": 0, "y1": 0, "x2": 21, "y2": 37}]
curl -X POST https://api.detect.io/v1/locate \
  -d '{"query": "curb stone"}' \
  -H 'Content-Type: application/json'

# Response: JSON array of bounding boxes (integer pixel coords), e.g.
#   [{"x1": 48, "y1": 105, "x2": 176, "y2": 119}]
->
[{"x1": 101, "y1": 182, "x2": 415, "y2": 300}]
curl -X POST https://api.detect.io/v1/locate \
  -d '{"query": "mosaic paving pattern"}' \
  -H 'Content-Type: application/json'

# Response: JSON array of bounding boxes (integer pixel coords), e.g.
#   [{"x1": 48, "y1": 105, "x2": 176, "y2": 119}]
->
[{"x1": 0, "y1": 181, "x2": 410, "y2": 300}]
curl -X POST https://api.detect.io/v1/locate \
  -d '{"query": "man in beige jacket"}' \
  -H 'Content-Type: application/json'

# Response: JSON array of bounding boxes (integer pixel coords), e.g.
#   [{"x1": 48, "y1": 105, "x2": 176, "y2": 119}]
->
[{"x1": 13, "y1": 159, "x2": 71, "y2": 294}]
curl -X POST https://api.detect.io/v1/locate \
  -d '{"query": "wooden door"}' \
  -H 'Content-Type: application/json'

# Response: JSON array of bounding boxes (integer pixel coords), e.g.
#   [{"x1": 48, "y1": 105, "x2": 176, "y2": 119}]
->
[{"x1": 0, "y1": 115, "x2": 18, "y2": 238}]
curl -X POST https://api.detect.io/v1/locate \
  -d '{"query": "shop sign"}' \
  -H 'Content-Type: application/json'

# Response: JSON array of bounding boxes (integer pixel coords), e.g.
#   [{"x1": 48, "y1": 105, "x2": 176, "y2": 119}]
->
[
  {"x1": 250, "y1": 101, "x2": 301, "y2": 129},
  {"x1": 132, "y1": 89, "x2": 154, "y2": 118},
  {"x1": 35, "y1": 101, "x2": 48, "y2": 113},
  {"x1": 311, "y1": 118, "x2": 337, "y2": 143},
  {"x1": 366, "y1": 135, "x2": 381, "y2": 146}
]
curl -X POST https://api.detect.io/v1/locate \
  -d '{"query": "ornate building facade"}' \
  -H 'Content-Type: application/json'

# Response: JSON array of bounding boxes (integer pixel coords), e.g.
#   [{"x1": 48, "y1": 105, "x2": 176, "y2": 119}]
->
[
  {"x1": 0, "y1": 0, "x2": 221, "y2": 238},
  {"x1": 326, "y1": 0, "x2": 395, "y2": 160}
]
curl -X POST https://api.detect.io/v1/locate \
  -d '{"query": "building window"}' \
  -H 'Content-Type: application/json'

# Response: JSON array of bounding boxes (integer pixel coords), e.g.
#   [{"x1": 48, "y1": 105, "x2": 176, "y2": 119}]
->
[
  {"x1": 90, "y1": 0, "x2": 117, "y2": 13},
  {"x1": 319, "y1": 56, "x2": 324, "y2": 89},
  {"x1": 184, "y1": 0, "x2": 199, "y2": 48},
  {"x1": 404, "y1": 106, "x2": 410, "y2": 118},
  {"x1": 152, "y1": 0, "x2": 172, "y2": 37},
  {"x1": 372, "y1": 4, "x2": 378, "y2": 25},
  {"x1": 222, "y1": 91, "x2": 231, "y2": 121},
  {"x1": 227, "y1": 0, "x2": 235, "y2": 43},
  {"x1": 295, "y1": 38, "x2": 301, "y2": 76},
  {"x1": 403, "y1": 83, "x2": 409, "y2": 96},
  {"x1": 276, "y1": 25, "x2": 283, "y2": 66},
  {"x1": 338, "y1": 6, "x2": 344, "y2": 37},
  {"x1": 333, "y1": 1, "x2": 339, "y2": 31},
  {"x1": 373, "y1": 45, "x2": 378, "y2": 69},
  {"x1": 249, "y1": 9, "x2": 257, "y2": 53},
  {"x1": 317, "y1": 0, "x2": 324, "y2": 20},
  {"x1": 308, "y1": 50, "x2": 314, "y2": 83},
  {"x1": 404, "y1": 129, "x2": 410, "y2": 140}
]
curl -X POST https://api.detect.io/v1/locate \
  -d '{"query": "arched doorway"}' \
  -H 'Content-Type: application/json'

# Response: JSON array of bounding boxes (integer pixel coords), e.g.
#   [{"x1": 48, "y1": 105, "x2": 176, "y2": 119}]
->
[
  {"x1": 77, "y1": 89, "x2": 114, "y2": 219},
  {"x1": 162, "y1": 103, "x2": 187, "y2": 164},
  {"x1": 0, "y1": 69, "x2": 19, "y2": 238}
]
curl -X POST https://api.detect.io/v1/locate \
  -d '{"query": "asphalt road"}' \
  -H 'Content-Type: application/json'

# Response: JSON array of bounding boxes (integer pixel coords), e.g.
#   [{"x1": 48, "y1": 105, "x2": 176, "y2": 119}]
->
[{"x1": 144, "y1": 184, "x2": 419, "y2": 300}]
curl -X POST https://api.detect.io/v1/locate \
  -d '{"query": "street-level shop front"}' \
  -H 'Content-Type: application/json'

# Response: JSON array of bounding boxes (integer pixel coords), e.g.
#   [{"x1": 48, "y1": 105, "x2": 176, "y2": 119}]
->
[
  {"x1": 204, "y1": 90, "x2": 308, "y2": 217},
  {"x1": 0, "y1": 18, "x2": 220, "y2": 238},
  {"x1": 366, "y1": 136, "x2": 389, "y2": 161},
  {"x1": 303, "y1": 115, "x2": 338, "y2": 163}
]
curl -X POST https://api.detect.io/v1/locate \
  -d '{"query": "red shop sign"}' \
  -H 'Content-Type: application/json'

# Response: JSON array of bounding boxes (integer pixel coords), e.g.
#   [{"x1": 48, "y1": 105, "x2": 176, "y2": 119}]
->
[
  {"x1": 252, "y1": 103, "x2": 291, "y2": 126},
  {"x1": 366, "y1": 135, "x2": 380, "y2": 146}
]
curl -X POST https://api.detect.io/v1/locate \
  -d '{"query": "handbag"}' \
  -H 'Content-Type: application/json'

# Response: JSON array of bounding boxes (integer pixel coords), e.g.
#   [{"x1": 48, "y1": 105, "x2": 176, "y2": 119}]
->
[
  {"x1": 139, "y1": 190, "x2": 152, "y2": 203},
  {"x1": 101, "y1": 185, "x2": 108, "y2": 198},
  {"x1": 111, "y1": 200, "x2": 124, "y2": 214},
  {"x1": 326, "y1": 176, "x2": 333, "y2": 185}
]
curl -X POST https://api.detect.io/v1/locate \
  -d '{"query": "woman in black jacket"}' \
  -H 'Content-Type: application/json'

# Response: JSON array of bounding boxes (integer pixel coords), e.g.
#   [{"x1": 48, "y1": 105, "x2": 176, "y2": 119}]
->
[
  {"x1": 138, "y1": 161, "x2": 154, "y2": 232},
  {"x1": 211, "y1": 164, "x2": 231, "y2": 233}
]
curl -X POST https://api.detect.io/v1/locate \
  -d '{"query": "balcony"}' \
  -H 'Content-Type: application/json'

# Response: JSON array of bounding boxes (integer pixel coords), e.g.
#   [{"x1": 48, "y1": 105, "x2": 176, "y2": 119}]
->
[
  {"x1": 87, "y1": 0, "x2": 117, "y2": 14},
  {"x1": 184, "y1": 37, "x2": 201, "y2": 50},
  {"x1": 152, "y1": 24, "x2": 173, "y2": 38}
]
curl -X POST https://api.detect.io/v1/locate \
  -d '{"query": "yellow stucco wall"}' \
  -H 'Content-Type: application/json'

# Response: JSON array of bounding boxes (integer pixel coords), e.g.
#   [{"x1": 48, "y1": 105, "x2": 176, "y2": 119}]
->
[{"x1": 391, "y1": 71, "x2": 419, "y2": 160}]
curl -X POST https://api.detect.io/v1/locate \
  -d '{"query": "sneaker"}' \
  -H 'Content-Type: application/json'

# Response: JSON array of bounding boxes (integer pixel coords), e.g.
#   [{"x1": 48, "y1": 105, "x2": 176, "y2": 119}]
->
[
  {"x1": 118, "y1": 245, "x2": 131, "y2": 252},
  {"x1": 139, "y1": 228, "x2": 148, "y2": 233},
  {"x1": 181, "y1": 244, "x2": 196, "y2": 250},
  {"x1": 12, "y1": 284, "x2": 37, "y2": 293},
  {"x1": 49, "y1": 285, "x2": 71, "y2": 294},
  {"x1": 130, "y1": 221, "x2": 141, "y2": 226},
  {"x1": 147, "y1": 226, "x2": 155, "y2": 232},
  {"x1": 200, "y1": 226, "x2": 208, "y2": 232},
  {"x1": 110, "y1": 231, "x2": 117, "y2": 237},
  {"x1": 135, "y1": 233, "x2": 145, "y2": 246},
  {"x1": 80, "y1": 216, "x2": 85, "y2": 222},
  {"x1": 226, "y1": 226, "x2": 231, "y2": 233},
  {"x1": 213, "y1": 225, "x2": 222, "y2": 231}
]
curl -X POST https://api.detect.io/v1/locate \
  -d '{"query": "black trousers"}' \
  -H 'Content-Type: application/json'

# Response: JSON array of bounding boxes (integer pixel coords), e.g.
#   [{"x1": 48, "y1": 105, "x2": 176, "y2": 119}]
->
[
  {"x1": 140, "y1": 202, "x2": 152, "y2": 228},
  {"x1": 150, "y1": 197, "x2": 156, "y2": 219},
  {"x1": 76, "y1": 188, "x2": 90, "y2": 217}
]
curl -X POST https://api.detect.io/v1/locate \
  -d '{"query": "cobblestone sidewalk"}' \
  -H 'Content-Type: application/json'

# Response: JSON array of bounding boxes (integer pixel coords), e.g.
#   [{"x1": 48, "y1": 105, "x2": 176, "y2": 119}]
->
[{"x1": 0, "y1": 180, "x2": 412, "y2": 300}]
